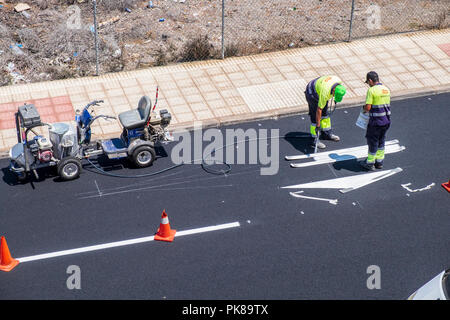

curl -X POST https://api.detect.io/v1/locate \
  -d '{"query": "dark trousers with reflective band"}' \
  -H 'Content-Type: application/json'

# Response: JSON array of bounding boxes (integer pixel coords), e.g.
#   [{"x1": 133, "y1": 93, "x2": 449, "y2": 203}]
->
[
  {"x1": 365, "y1": 124, "x2": 390, "y2": 164},
  {"x1": 304, "y1": 91, "x2": 333, "y2": 139}
]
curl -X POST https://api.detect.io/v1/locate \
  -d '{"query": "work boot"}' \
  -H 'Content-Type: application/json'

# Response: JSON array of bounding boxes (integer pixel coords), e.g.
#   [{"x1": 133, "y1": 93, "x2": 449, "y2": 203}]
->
[
  {"x1": 375, "y1": 162, "x2": 383, "y2": 169},
  {"x1": 329, "y1": 134, "x2": 340, "y2": 142},
  {"x1": 359, "y1": 160, "x2": 375, "y2": 171},
  {"x1": 321, "y1": 132, "x2": 340, "y2": 142},
  {"x1": 316, "y1": 141, "x2": 326, "y2": 149},
  {"x1": 311, "y1": 137, "x2": 326, "y2": 149}
]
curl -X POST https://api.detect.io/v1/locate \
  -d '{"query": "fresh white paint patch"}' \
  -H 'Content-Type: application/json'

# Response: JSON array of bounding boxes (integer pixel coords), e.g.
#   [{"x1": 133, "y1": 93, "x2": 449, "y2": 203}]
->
[
  {"x1": 17, "y1": 222, "x2": 240, "y2": 263},
  {"x1": 282, "y1": 167, "x2": 403, "y2": 193},
  {"x1": 401, "y1": 182, "x2": 435, "y2": 193}
]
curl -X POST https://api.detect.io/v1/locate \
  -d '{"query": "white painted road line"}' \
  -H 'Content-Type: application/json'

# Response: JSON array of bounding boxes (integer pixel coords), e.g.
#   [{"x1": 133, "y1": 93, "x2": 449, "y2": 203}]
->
[
  {"x1": 17, "y1": 222, "x2": 241, "y2": 263},
  {"x1": 289, "y1": 191, "x2": 338, "y2": 205}
]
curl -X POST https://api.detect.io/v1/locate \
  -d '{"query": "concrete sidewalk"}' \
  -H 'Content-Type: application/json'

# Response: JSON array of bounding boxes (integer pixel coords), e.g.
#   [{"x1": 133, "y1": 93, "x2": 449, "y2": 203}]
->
[{"x1": 0, "y1": 29, "x2": 449, "y2": 153}]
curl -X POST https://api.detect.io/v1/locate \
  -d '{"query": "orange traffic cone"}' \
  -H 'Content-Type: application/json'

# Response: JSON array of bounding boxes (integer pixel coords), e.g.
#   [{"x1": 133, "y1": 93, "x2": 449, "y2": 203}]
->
[
  {"x1": 0, "y1": 236, "x2": 19, "y2": 272},
  {"x1": 442, "y1": 179, "x2": 450, "y2": 193},
  {"x1": 154, "y1": 210, "x2": 176, "y2": 242}
]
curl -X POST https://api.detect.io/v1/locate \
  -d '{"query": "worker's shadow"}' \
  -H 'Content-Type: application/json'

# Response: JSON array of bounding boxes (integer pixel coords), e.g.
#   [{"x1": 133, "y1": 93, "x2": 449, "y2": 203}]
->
[
  {"x1": 284, "y1": 131, "x2": 315, "y2": 155},
  {"x1": 330, "y1": 154, "x2": 366, "y2": 173},
  {"x1": 283, "y1": 132, "x2": 366, "y2": 173}
]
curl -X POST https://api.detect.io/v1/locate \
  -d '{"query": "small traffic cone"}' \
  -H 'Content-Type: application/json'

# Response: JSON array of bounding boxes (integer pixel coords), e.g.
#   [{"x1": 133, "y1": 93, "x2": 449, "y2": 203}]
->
[
  {"x1": 0, "y1": 236, "x2": 20, "y2": 272},
  {"x1": 154, "y1": 210, "x2": 176, "y2": 242},
  {"x1": 442, "y1": 179, "x2": 450, "y2": 193}
]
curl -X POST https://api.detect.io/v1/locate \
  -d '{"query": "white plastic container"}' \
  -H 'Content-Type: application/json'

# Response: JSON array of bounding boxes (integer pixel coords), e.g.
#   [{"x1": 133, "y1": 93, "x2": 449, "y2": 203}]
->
[{"x1": 356, "y1": 110, "x2": 369, "y2": 130}]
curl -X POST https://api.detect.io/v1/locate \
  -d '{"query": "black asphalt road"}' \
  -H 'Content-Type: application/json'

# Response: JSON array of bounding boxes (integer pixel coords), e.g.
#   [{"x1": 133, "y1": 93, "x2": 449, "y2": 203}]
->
[{"x1": 1, "y1": 93, "x2": 449, "y2": 299}]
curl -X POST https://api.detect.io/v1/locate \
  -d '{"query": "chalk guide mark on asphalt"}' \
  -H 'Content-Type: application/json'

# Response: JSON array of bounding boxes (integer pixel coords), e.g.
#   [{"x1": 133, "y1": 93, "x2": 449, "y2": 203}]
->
[
  {"x1": 17, "y1": 222, "x2": 241, "y2": 263},
  {"x1": 78, "y1": 167, "x2": 261, "y2": 199},
  {"x1": 94, "y1": 180, "x2": 102, "y2": 197}
]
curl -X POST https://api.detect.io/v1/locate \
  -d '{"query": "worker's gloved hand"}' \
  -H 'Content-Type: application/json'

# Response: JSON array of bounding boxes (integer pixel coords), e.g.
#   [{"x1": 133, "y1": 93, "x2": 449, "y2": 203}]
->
[{"x1": 315, "y1": 126, "x2": 321, "y2": 136}]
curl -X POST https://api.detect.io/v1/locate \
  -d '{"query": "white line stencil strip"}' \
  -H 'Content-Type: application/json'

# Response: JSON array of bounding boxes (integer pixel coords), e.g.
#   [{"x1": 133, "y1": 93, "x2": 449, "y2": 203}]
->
[
  {"x1": 17, "y1": 222, "x2": 240, "y2": 263},
  {"x1": 290, "y1": 145, "x2": 405, "y2": 168},
  {"x1": 285, "y1": 139, "x2": 400, "y2": 161}
]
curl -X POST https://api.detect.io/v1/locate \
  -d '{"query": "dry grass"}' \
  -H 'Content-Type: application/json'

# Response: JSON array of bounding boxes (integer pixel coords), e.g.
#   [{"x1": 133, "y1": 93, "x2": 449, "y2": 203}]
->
[
  {"x1": 179, "y1": 35, "x2": 220, "y2": 62},
  {"x1": 0, "y1": 0, "x2": 447, "y2": 87}
]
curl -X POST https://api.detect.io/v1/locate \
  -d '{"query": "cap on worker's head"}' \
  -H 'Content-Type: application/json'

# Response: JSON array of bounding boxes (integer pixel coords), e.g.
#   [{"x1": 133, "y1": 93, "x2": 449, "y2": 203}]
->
[
  {"x1": 334, "y1": 84, "x2": 346, "y2": 103},
  {"x1": 365, "y1": 71, "x2": 379, "y2": 84}
]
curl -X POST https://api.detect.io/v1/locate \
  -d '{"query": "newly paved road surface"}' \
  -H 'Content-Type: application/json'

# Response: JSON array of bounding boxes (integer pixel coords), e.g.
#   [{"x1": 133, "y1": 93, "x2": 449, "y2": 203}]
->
[{"x1": 1, "y1": 93, "x2": 449, "y2": 299}]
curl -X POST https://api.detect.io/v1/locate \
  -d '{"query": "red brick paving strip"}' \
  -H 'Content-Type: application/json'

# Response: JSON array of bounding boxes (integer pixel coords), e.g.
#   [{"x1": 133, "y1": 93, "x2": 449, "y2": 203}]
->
[
  {"x1": 0, "y1": 95, "x2": 74, "y2": 130},
  {"x1": 437, "y1": 43, "x2": 450, "y2": 57}
]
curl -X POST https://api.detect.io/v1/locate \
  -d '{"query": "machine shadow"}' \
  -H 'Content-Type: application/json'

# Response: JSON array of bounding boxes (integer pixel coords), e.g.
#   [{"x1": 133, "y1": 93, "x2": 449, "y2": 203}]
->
[{"x1": 1, "y1": 166, "x2": 57, "y2": 186}]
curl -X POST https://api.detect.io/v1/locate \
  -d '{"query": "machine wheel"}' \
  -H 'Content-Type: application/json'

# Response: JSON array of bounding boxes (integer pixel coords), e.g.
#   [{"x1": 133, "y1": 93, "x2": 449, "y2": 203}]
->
[
  {"x1": 57, "y1": 157, "x2": 82, "y2": 181},
  {"x1": 16, "y1": 172, "x2": 27, "y2": 183},
  {"x1": 131, "y1": 146, "x2": 156, "y2": 168}
]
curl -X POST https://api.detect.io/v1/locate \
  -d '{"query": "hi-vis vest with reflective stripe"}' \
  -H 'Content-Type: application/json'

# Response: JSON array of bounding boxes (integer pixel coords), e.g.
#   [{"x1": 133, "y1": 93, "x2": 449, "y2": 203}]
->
[
  {"x1": 366, "y1": 83, "x2": 391, "y2": 126},
  {"x1": 315, "y1": 75, "x2": 343, "y2": 109}
]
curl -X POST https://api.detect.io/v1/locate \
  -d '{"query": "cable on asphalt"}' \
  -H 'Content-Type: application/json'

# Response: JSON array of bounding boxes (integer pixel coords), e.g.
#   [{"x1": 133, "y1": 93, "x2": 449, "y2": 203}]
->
[{"x1": 84, "y1": 134, "x2": 310, "y2": 179}]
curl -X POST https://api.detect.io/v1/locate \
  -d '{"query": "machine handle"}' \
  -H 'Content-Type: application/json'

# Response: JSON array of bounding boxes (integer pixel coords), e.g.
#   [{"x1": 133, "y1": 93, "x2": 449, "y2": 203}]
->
[{"x1": 83, "y1": 100, "x2": 104, "y2": 111}]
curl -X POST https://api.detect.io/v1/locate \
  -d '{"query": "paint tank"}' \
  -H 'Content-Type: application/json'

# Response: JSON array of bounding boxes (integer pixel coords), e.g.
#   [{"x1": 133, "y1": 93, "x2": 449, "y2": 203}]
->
[{"x1": 49, "y1": 123, "x2": 79, "y2": 159}]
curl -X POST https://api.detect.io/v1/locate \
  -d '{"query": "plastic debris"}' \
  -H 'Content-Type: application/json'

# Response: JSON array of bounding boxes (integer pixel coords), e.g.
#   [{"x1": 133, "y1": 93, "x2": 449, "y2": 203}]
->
[
  {"x1": 147, "y1": 1, "x2": 154, "y2": 8},
  {"x1": 98, "y1": 16, "x2": 120, "y2": 28},
  {"x1": 124, "y1": 8, "x2": 131, "y2": 13},
  {"x1": 159, "y1": 18, "x2": 165, "y2": 22},
  {"x1": 21, "y1": 11, "x2": 31, "y2": 19},
  {"x1": 5, "y1": 62, "x2": 26, "y2": 83},
  {"x1": 14, "y1": 3, "x2": 31, "y2": 12},
  {"x1": 10, "y1": 44, "x2": 24, "y2": 55}
]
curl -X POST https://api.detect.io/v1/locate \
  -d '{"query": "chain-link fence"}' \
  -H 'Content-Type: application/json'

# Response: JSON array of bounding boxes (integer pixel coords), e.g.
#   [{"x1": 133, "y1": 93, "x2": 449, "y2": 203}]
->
[
  {"x1": 0, "y1": 0, "x2": 448, "y2": 86},
  {"x1": 348, "y1": 0, "x2": 449, "y2": 40}
]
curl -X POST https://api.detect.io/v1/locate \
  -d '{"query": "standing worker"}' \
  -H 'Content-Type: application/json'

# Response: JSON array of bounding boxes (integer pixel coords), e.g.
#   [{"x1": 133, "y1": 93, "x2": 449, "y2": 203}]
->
[
  {"x1": 360, "y1": 71, "x2": 391, "y2": 170},
  {"x1": 304, "y1": 75, "x2": 347, "y2": 149}
]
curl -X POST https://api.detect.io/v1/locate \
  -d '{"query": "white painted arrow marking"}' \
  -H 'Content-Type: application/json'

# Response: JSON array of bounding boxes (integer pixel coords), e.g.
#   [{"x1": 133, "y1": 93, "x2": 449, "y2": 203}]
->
[{"x1": 282, "y1": 167, "x2": 403, "y2": 193}]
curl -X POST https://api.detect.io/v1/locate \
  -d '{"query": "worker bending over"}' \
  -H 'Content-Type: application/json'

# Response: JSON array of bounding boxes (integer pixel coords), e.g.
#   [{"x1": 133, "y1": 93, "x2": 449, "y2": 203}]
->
[{"x1": 304, "y1": 75, "x2": 346, "y2": 149}]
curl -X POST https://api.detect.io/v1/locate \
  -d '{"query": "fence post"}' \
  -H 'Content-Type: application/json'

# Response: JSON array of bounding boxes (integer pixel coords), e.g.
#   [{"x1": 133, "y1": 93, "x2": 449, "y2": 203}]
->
[
  {"x1": 221, "y1": 0, "x2": 225, "y2": 59},
  {"x1": 348, "y1": 0, "x2": 355, "y2": 42},
  {"x1": 93, "y1": 0, "x2": 100, "y2": 76}
]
